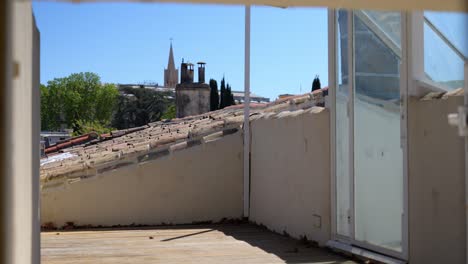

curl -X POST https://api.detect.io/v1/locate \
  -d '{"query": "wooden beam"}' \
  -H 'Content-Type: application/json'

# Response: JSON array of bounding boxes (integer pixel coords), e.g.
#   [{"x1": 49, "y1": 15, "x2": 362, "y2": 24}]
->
[{"x1": 45, "y1": 0, "x2": 468, "y2": 12}]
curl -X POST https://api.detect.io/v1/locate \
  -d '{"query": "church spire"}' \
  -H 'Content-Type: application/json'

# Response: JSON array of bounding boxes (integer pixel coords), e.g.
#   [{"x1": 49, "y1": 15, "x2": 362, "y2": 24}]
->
[
  {"x1": 167, "y1": 42, "x2": 176, "y2": 71},
  {"x1": 164, "y1": 41, "x2": 178, "y2": 88}
]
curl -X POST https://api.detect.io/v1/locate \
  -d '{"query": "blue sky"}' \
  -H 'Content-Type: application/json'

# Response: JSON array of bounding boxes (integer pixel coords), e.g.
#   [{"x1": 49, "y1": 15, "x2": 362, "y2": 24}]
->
[{"x1": 32, "y1": 2, "x2": 328, "y2": 100}]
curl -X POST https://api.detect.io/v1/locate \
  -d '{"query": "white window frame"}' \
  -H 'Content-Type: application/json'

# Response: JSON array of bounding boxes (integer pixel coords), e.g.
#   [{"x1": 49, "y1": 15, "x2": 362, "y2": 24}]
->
[
  {"x1": 243, "y1": 4, "x2": 251, "y2": 218},
  {"x1": 328, "y1": 8, "x2": 410, "y2": 262}
]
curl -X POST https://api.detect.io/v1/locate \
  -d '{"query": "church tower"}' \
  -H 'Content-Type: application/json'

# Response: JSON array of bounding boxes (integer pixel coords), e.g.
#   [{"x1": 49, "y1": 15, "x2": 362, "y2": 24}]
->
[{"x1": 164, "y1": 42, "x2": 178, "y2": 88}]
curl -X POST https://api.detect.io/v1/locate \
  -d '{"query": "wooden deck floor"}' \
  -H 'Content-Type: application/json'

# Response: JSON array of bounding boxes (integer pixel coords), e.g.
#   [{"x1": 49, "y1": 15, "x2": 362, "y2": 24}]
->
[{"x1": 42, "y1": 224, "x2": 356, "y2": 264}]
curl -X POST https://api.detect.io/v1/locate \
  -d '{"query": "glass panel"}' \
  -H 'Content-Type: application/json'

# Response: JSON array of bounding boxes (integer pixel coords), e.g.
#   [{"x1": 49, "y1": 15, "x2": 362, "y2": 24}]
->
[
  {"x1": 362, "y1": 10, "x2": 401, "y2": 49},
  {"x1": 353, "y1": 11, "x2": 403, "y2": 252},
  {"x1": 424, "y1": 11, "x2": 468, "y2": 57},
  {"x1": 424, "y1": 21, "x2": 465, "y2": 90},
  {"x1": 335, "y1": 10, "x2": 351, "y2": 237}
]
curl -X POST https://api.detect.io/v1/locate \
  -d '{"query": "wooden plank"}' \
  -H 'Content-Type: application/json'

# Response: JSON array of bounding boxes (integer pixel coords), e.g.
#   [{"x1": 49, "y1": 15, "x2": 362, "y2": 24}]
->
[{"x1": 41, "y1": 224, "x2": 355, "y2": 264}]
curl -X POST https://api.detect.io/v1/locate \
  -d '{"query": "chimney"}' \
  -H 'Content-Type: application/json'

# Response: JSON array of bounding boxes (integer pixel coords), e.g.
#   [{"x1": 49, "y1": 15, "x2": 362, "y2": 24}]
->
[
  {"x1": 180, "y1": 59, "x2": 188, "y2": 83},
  {"x1": 187, "y1": 63, "x2": 194, "y2": 83},
  {"x1": 197, "y1": 62, "x2": 206, "y2": 83}
]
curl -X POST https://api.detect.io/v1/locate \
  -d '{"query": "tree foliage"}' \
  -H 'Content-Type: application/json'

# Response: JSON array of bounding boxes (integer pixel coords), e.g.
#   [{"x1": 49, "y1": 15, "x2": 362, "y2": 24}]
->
[
  {"x1": 161, "y1": 104, "x2": 176, "y2": 120},
  {"x1": 312, "y1": 75, "x2": 321, "y2": 92},
  {"x1": 111, "y1": 87, "x2": 173, "y2": 129},
  {"x1": 209, "y1": 79, "x2": 219, "y2": 111},
  {"x1": 73, "y1": 120, "x2": 113, "y2": 136},
  {"x1": 226, "y1": 83, "x2": 235, "y2": 107},
  {"x1": 219, "y1": 77, "x2": 226, "y2": 109},
  {"x1": 40, "y1": 72, "x2": 119, "y2": 133},
  {"x1": 219, "y1": 77, "x2": 235, "y2": 109}
]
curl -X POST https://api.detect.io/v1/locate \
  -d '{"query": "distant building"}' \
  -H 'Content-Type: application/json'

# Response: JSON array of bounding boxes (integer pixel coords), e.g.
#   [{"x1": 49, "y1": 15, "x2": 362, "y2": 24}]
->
[
  {"x1": 175, "y1": 61, "x2": 210, "y2": 118},
  {"x1": 278, "y1": 94, "x2": 295, "y2": 99},
  {"x1": 117, "y1": 83, "x2": 174, "y2": 92},
  {"x1": 164, "y1": 43, "x2": 178, "y2": 88},
  {"x1": 40, "y1": 131, "x2": 72, "y2": 148},
  {"x1": 116, "y1": 84, "x2": 175, "y2": 100},
  {"x1": 232, "y1": 91, "x2": 270, "y2": 104}
]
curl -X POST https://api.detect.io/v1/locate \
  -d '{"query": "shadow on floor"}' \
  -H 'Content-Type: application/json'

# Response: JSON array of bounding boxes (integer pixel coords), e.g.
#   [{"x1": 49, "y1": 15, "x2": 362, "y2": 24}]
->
[{"x1": 213, "y1": 223, "x2": 356, "y2": 264}]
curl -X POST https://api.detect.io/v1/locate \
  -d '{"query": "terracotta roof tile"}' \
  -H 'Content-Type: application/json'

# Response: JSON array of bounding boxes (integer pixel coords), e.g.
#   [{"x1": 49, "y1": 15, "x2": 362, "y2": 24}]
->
[{"x1": 40, "y1": 91, "x2": 325, "y2": 184}]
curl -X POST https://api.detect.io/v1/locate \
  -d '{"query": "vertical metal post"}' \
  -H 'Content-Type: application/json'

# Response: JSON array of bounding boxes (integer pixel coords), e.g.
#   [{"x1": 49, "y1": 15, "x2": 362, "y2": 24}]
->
[
  {"x1": 327, "y1": 8, "x2": 337, "y2": 238},
  {"x1": 243, "y1": 5, "x2": 251, "y2": 218},
  {"x1": 400, "y1": 11, "x2": 409, "y2": 260},
  {"x1": 408, "y1": 11, "x2": 425, "y2": 97},
  {"x1": 32, "y1": 15, "x2": 41, "y2": 264},
  {"x1": 464, "y1": 62, "x2": 468, "y2": 264},
  {"x1": 347, "y1": 10, "x2": 355, "y2": 240}
]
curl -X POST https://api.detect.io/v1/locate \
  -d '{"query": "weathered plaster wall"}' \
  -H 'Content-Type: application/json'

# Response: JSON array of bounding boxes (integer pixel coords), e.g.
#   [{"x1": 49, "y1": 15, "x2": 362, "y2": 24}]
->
[
  {"x1": 175, "y1": 86, "x2": 210, "y2": 118},
  {"x1": 249, "y1": 108, "x2": 331, "y2": 245},
  {"x1": 408, "y1": 95, "x2": 465, "y2": 263},
  {"x1": 41, "y1": 132, "x2": 243, "y2": 227}
]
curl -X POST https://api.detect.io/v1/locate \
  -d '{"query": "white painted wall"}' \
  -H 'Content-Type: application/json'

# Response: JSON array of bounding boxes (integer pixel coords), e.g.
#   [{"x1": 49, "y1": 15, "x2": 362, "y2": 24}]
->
[
  {"x1": 408, "y1": 95, "x2": 466, "y2": 263},
  {"x1": 10, "y1": 2, "x2": 40, "y2": 264},
  {"x1": 41, "y1": 132, "x2": 243, "y2": 227},
  {"x1": 249, "y1": 108, "x2": 331, "y2": 245},
  {"x1": 41, "y1": 106, "x2": 332, "y2": 248}
]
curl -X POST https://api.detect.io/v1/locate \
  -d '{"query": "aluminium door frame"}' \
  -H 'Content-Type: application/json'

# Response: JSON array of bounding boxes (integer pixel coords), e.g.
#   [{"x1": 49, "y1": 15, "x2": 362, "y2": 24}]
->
[
  {"x1": 348, "y1": 10, "x2": 356, "y2": 245},
  {"x1": 464, "y1": 61, "x2": 468, "y2": 264},
  {"x1": 329, "y1": 8, "x2": 409, "y2": 261},
  {"x1": 328, "y1": 7, "x2": 337, "y2": 240}
]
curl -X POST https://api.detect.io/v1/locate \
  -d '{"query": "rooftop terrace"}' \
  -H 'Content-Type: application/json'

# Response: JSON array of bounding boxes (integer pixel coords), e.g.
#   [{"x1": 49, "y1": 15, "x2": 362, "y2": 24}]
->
[{"x1": 41, "y1": 223, "x2": 356, "y2": 264}]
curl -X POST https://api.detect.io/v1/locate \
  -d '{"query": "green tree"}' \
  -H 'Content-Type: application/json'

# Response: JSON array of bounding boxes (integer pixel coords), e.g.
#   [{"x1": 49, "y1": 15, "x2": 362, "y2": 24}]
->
[
  {"x1": 73, "y1": 120, "x2": 113, "y2": 136},
  {"x1": 161, "y1": 104, "x2": 176, "y2": 120},
  {"x1": 219, "y1": 77, "x2": 226, "y2": 109},
  {"x1": 226, "y1": 83, "x2": 235, "y2": 107},
  {"x1": 312, "y1": 75, "x2": 321, "y2": 92},
  {"x1": 40, "y1": 72, "x2": 118, "y2": 133},
  {"x1": 111, "y1": 87, "x2": 173, "y2": 129},
  {"x1": 40, "y1": 84, "x2": 51, "y2": 130},
  {"x1": 111, "y1": 94, "x2": 135, "y2": 130},
  {"x1": 95, "y1": 83, "x2": 120, "y2": 124},
  {"x1": 218, "y1": 78, "x2": 236, "y2": 109},
  {"x1": 209, "y1": 79, "x2": 219, "y2": 111}
]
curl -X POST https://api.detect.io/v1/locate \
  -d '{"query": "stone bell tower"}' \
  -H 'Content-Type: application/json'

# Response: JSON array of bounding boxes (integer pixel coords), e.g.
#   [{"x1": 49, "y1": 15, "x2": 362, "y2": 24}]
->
[{"x1": 164, "y1": 42, "x2": 178, "y2": 88}]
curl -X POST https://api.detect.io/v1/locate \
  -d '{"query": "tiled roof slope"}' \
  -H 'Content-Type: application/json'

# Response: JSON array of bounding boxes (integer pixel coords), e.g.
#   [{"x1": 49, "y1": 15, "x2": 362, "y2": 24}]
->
[
  {"x1": 419, "y1": 87, "x2": 464, "y2": 101},
  {"x1": 40, "y1": 90, "x2": 325, "y2": 184}
]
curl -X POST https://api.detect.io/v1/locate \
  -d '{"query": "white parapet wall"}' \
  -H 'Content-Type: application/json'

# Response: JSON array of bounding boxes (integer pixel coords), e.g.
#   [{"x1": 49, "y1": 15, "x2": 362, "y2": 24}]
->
[
  {"x1": 10, "y1": 2, "x2": 41, "y2": 264},
  {"x1": 249, "y1": 107, "x2": 331, "y2": 246},
  {"x1": 408, "y1": 94, "x2": 466, "y2": 263},
  {"x1": 41, "y1": 132, "x2": 244, "y2": 227}
]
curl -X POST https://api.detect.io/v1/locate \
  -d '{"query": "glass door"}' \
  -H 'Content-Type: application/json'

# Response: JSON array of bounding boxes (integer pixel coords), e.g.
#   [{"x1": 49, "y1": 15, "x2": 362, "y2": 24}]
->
[
  {"x1": 353, "y1": 10, "x2": 403, "y2": 253},
  {"x1": 335, "y1": 9, "x2": 351, "y2": 238},
  {"x1": 334, "y1": 9, "x2": 406, "y2": 258}
]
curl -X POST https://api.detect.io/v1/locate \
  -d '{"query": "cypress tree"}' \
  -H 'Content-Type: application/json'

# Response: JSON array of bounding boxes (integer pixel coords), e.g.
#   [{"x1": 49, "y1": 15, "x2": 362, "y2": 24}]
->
[
  {"x1": 226, "y1": 84, "x2": 235, "y2": 107},
  {"x1": 209, "y1": 79, "x2": 219, "y2": 111},
  {"x1": 229, "y1": 85, "x2": 236, "y2": 105},
  {"x1": 312, "y1": 75, "x2": 321, "y2": 92},
  {"x1": 220, "y1": 77, "x2": 226, "y2": 109},
  {"x1": 230, "y1": 91, "x2": 235, "y2": 106}
]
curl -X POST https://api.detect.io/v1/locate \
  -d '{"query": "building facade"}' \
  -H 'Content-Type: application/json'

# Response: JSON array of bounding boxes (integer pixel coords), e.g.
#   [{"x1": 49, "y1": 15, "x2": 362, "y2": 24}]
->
[{"x1": 232, "y1": 91, "x2": 270, "y2": 104}]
